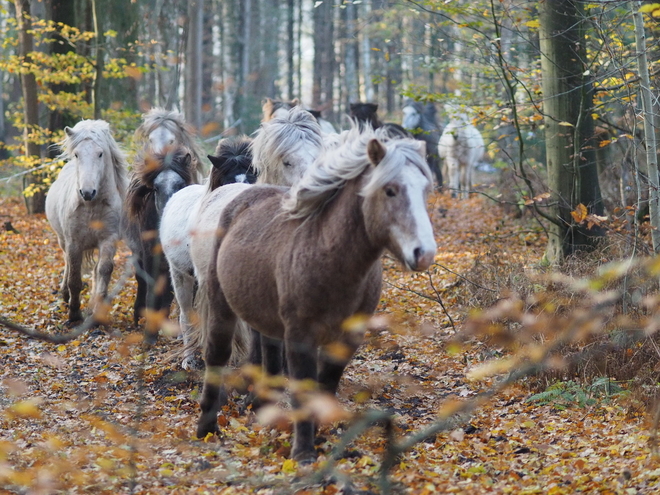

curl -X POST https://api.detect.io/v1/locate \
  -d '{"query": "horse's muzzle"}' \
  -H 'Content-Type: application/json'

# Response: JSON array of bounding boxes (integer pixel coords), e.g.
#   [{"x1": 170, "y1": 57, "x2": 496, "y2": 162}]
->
[{"x1": 79, "y1": 189, "x2": 97, "y2": 201}]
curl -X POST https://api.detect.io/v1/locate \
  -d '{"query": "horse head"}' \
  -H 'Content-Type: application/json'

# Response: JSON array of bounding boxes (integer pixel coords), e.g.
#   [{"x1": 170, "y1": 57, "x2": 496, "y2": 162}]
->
[
  {"x1": 208, "y1": 136, "x2": 257, "y2": 189},
  {"x1": 402, "y1": 100, "x2": 423, "y2": 130},
  {"x1": 349, "y1": 102, "x2": 381, "y2": 129},
  {"x1": 64, "y1": 124, "x2": 112, "y2": 202},
  {"x1": 362, "y1": 137, "x2": 436, "y2": 271},
  {"x1": 152, "y1": 148, "x2": 192, "y2": 214}
]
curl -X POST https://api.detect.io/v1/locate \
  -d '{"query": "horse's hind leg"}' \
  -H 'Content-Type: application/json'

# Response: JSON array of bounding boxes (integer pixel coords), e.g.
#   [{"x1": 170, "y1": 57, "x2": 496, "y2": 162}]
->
[
  {"x1": 196, "y1": 284, "x2": 236, "y2": 438},
  {"x1": 65, "y1": 247, "x2": 84, "y2": 323}
]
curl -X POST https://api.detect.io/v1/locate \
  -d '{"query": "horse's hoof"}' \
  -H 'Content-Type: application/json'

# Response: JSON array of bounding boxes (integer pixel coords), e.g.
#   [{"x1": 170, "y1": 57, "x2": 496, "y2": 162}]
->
[
  {"x1": 181, "y1": 355, "x2": 203, "y2": 371},
  {"x1": 65, "y1": 315, "x2": 83, "y2": 327},
  {"x1": 196, "y1": 423, "x2": 220, "y2": 440},
  {"x1": 292, "y1": 447, "x2": 317, "y2": 464}
]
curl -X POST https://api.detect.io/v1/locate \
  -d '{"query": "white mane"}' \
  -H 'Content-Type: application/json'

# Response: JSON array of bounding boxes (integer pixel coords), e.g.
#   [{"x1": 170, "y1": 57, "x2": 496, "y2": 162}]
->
[
  {"x1": 282, "y1": 126, "x2": 431, "y2": 219},
  {"x1": 251, "y1": 107, "x2": 323, "y2": 185}
]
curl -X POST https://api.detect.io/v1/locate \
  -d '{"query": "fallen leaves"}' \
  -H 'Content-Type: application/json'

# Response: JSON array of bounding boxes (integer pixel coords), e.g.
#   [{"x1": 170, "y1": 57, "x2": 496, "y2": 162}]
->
[{"x1": 0, "y1": 193, "x2": 657, "y2": 494}]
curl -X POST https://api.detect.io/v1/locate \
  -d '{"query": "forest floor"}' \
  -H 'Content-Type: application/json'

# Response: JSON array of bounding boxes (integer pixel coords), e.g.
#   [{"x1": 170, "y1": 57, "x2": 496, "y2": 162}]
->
[{"x1": 0, "y1": 186, "x2": 657, "y2": 494}]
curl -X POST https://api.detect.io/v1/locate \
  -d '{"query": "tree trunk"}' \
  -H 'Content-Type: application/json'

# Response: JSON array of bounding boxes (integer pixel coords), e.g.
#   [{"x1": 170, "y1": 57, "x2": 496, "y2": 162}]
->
[
  {"x1": 633, "y1": 2, "x2": 660, "y2": 253},
  {"x1": 313, "y1": 0, "x2": 335, "y2": 117},
  {"x1": 48, "y1": 0, "x2": 78, "y2": 150},
  {"x1": 539, "y1": 0, "x2": 604, "y2": 263},
  {"x1": 15, "y1": 0, "x2": 45, "y2": 214},
  {"x1": 286, "y1": 0, "x2": 295, "y2": 99},
  {"x1": 343, "y1": 0, "x2": 360, "y2": 108},
  {"x1": 361, "y1": 0, "x2": 374, "y2": 102},
  {"x1": 185, "y1": 0, "x2": 204, "y2": 130}
]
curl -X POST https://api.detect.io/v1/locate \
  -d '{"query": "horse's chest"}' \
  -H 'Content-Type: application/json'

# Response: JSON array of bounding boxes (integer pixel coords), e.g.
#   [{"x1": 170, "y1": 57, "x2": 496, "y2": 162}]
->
[{"x1": 69, "y1": 202, "x2": 120, "y2": 240}]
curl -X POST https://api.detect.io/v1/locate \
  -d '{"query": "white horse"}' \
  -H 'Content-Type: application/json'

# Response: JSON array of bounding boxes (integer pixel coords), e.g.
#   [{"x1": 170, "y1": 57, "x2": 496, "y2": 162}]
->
[
  {"x1": 45, "y1": 120, "x2": 128, "y2": 323},
  {"x1": 161, "y1": 107, "x2": 324, "y2": 369},
  {"x1": 438, "y1": 113, "x2": 485, "y2": 199}
]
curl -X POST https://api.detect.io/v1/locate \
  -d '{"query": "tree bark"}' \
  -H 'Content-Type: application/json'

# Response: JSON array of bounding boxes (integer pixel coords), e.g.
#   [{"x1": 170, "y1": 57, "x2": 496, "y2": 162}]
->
[
  {"x1": 15, "y1": 0, "x2": 45, "y2": 214},
  {"x1": 286, "y1": 0, "x2": 295, "y2": 99},
  {"x1": 185, "y1": 0, "x2": 204, "y2": 130},
  {"x1": 343, "y1": 0, "x2": 360, "y2": 107},
  {"x1": 633, "y1": 2, "x2": 660, "y2": 253},
  {"x1": 539, "y1": 0, "x2": 604, "y2": 263}
]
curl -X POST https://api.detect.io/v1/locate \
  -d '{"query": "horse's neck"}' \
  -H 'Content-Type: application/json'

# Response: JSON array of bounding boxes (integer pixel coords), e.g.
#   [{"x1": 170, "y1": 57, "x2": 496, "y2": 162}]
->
[{"x1": 314, "y1": 177, "x2": 381, "y2": 270}]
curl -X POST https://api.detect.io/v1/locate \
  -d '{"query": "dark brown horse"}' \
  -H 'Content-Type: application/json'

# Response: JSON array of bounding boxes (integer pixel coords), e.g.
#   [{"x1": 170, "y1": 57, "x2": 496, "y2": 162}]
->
[
  {"x1": 195, "y1": 127, "x2": 436, "y2": 461},
  {"x1": 125, "y1": 147, "x2": 198, "y2": 328}
]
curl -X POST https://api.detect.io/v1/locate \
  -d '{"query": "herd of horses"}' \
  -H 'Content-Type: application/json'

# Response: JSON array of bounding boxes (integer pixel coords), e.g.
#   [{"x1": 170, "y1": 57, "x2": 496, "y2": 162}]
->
[{"x1": 42, "y1": 100, "x2": 483, "y2": 461}]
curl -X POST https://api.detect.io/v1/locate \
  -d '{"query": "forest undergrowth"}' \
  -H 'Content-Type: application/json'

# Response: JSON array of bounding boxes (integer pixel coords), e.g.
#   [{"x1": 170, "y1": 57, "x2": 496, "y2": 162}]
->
[{"x1": 1, "y1": 188, "x2": 659, "y2": 494}]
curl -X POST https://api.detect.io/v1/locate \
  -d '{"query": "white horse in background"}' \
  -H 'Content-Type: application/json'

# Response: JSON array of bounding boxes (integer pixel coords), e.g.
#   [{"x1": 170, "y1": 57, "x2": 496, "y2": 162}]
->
[
  {"x1": 45, "y1": 120, "x2": 128, "y2": 324},
  {"x1": 438, "y1": 112, "x2": 485, "y2": 199}
]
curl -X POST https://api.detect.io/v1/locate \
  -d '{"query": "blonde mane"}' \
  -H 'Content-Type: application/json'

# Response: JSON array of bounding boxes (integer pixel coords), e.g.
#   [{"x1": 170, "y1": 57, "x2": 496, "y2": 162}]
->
[
  {"x1": 282, "y1": 126, "x2": 431, "y2": 219},
  {"x1": 59, "y1": 119, "x2": 128, "y2": 197}
]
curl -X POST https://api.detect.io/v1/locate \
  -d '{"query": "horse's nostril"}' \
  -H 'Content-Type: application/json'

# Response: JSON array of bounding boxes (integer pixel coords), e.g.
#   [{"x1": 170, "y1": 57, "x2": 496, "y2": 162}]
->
[
  {"x1": 413, "y1": 247, "x2": 423, "y2": 264},
  {"x1": 91, "y1": 189, "x2": 97, "y2": 199}
]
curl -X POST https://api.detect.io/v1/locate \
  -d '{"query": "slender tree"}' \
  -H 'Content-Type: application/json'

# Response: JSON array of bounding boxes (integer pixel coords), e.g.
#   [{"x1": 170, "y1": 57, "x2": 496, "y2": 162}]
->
[{"x1": 185, "y1": 0, "x2": 204, "y2": 130}]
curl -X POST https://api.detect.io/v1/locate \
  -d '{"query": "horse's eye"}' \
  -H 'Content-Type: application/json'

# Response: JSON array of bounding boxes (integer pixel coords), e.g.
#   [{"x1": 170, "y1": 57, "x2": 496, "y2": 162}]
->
[
  {"x1": 74, "y1": 153, "x2": 78, "y2": 159},
  {"x1": 283, "y1": 160, "x2": 292, "y2": 167},
  {"x1": 385, "y1": 187, "x2": 396, "y2": 198},
  {"x1": 98, "y1": 151, "x2": 103, "y2": 158}
]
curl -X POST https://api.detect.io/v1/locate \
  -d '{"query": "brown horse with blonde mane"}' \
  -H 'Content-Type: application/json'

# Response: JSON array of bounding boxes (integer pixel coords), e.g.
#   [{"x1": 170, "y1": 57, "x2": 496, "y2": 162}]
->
[{"x1": 195, "y1": 127, "x2": 437, "y2": 462}]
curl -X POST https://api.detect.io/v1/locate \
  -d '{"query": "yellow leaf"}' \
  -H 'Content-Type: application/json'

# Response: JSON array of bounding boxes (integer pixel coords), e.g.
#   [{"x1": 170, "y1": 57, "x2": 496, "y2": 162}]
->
[
  {"x1": 599, "y1": 139, "x2": 611, "y2": 147},
  {"x1": 281, "y1": 458, "x2": 297, "y2": 473},
  {"x1": 639, "y1": 3, "x2": 660, "y2": 13},
  {"x1": 57, "y1": 344, "x2": 66, "y2": 352},
  {"x1": 7, "y1": 399, "x2": 42, "y2": 419},
  {"x1": 571, "y1": 203, "x2": 588, "y2": 223},
  {"x1": 558, "y1": 121, "x2": 574, "y2": 127},
  {"x1": 525, "y1": 19, "x2": 540, "y2": 28}
]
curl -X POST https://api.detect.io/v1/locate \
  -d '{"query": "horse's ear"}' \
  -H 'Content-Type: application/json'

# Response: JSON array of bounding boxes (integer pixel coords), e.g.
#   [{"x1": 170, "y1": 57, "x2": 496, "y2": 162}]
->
[
  {"x1": 183, "y1": 152, "x2": 192, "y2": 168},
  {"x1": 367, "y1": 139, "x2": 386, "y2": 166},
  {"x1": 291, "y1": 98, "x2": 300, "y2": 106},
  {"x1": 367, "y1": 103, "x2": 379, "y2": 113},
  {"x1": 65, "y1": 126, "x2": 74, "y2": 137},
  {"x1": 208, "y1": 154, "x2": 228, "y2": 171}
]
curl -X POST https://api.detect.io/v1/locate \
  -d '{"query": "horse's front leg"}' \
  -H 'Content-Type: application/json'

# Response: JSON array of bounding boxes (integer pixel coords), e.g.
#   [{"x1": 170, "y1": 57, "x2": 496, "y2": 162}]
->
[
  {"x1": 285, "y1": 326, "x2": 319, "y2": 463},
  {"x1": 65, "y1": 247, "x2": 84, "y2": 323},
  {"x1": 318, "y1": 332, "x2": 361, "y2": 395},
  {"x1": 133, "y1": 256, "x2": 147, "y2": 326},
  {"x1": 91, "y1": 239, "x2": 116, "y2": 320},
  {"x1": 196, "y1": 282, "x2": 236, "y2": 439}
]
